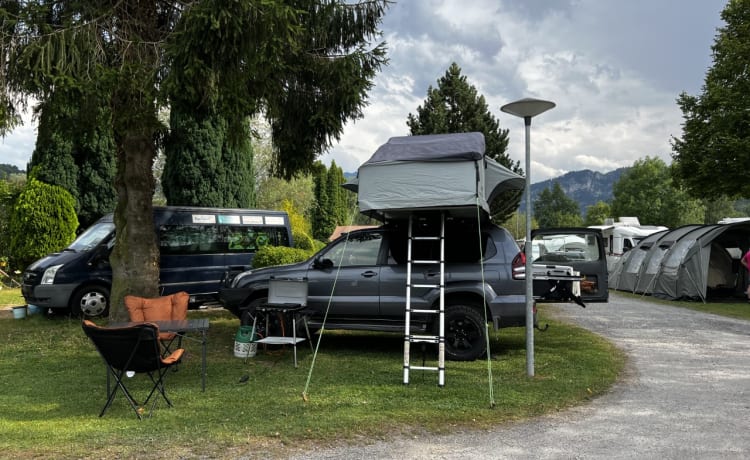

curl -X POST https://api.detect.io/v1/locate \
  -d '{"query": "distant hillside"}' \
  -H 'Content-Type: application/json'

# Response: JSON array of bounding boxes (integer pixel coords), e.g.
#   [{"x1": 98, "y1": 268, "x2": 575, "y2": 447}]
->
[
  {"x1": 0, "y1": 163, "x2": 24, "y2": 179},
  {"x1": 521, "y1": 167, "x2": 629, "y2": 215}
]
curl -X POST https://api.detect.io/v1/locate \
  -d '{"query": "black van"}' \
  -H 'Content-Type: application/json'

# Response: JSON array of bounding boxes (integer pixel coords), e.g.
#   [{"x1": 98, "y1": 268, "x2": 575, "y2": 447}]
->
[{"x1": 21, "y1": 206, "x2": 293, "y2": 317}]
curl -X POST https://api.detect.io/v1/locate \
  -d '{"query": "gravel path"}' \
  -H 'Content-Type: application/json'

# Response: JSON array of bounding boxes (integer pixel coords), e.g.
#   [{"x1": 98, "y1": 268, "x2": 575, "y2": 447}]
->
[{"x1": 289, "y1": 292, "x2": 750, "y2": 459}]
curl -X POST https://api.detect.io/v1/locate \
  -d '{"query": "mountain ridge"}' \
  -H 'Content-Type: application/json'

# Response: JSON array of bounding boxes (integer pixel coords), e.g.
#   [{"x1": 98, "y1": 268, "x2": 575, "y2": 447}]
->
[{"x1": 526, "y1": 167, "x2": 629, "y2": 215}]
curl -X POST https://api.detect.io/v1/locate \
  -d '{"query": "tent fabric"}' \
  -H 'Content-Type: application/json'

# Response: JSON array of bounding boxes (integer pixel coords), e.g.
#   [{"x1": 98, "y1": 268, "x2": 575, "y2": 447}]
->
[
  {"x1": 609, "y1": 222, "x2": 750, "y2": 301},
  {"x1": 344, "y1": 132, "x2": 525, "y2": 221}
]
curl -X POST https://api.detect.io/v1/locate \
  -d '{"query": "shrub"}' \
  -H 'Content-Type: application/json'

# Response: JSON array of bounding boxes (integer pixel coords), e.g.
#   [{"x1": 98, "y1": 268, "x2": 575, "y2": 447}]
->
[
  {"x1": 292, "y1": 228, "x2": 315, "y2": 250},
  {"x1": 252, "y1": 245, "x2": 313, "y2": 268},
  {"x1": 8, "y1": 178, "x2": 78, "y2": 269}
]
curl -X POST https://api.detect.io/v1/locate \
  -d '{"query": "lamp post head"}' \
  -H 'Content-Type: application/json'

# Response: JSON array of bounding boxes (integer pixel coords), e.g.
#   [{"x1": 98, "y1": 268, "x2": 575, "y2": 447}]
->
[{"x1": 501, "y1": 98, "x2": 556, "y2": 124}]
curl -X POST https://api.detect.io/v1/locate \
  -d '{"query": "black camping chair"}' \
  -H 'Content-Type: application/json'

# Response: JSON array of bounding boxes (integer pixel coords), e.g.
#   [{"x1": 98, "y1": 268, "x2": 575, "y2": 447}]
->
[{"x1": 82, "y1": 319, "x2": 184, "y2": 420}]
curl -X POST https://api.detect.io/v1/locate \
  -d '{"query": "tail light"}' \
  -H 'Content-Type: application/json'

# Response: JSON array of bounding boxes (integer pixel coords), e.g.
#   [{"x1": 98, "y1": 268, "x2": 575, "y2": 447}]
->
[{"x1": 512, "y1": 251, "x2": 525, "y2": 280}]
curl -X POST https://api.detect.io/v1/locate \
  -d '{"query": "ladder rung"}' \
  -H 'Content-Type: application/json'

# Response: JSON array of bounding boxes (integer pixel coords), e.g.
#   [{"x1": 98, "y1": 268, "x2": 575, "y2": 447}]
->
[
  {"x1": 412, "y1": 283, "x2": 440, "y2": 288},
  {"x1": 412, "y1": 236, "x2": 441, "y2": 240},
  {"x1": 410, "y1": 309, "x2": 439, "y2": 314},
  {"x1": 408, "y1": 365, "x2": 441, "y2": 371},
  {"x1": 412, "y1": 259, "x2": 440, "y2": 264},
  {"x1": 408, "y1": 334, "x2": 441, "y2": 343}
]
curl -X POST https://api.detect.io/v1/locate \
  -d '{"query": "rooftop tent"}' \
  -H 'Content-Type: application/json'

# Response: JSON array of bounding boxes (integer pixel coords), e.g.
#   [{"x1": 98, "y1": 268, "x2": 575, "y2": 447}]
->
[
  {"x1": 610, "y1": 221, "x2": 750, "y2": 301},
  {"x1": 343, "y1": 132, "x2": 525, "y2": 221}
]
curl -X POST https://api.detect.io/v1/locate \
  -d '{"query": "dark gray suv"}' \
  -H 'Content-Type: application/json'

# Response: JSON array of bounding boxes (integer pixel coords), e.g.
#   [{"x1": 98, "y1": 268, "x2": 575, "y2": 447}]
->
[{"x1": 219, "y1": 218, "x2": 607, "y2": 361}]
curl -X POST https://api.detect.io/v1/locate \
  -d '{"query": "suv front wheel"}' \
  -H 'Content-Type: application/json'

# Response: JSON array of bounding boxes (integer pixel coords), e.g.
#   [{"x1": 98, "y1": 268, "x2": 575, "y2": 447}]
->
[{"x1": 443, "y1": 304, "x2": 486, "y2": 361}]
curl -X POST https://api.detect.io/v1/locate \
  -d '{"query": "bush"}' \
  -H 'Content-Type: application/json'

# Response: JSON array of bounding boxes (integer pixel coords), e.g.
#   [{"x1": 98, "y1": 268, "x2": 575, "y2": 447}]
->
[
  {"x1": 252, "y1": 245, "x2": 313, "y2": 268},
  {"x1": 8, "y1": 178, "x2": 78, "y2": 269},
  {"x1": 292, "y1": 228, "x2": 315, "y2": 250}
]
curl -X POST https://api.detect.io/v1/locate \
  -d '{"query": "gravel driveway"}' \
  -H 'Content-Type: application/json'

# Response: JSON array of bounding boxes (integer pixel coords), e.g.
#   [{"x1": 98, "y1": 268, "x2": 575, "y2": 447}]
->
[{"x1": 291, "y1": 292, "x2": 750, "y2": 459}]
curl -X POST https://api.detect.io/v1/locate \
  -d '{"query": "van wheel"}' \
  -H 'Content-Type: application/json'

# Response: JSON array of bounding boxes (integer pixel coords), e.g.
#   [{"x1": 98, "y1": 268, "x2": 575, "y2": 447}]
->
[
  {"x1": 443, "y1": 304, "x2": 486, "y2": 361},
  {"x1": 71, "y1": 285, "x2": 110, "y2": 318}
]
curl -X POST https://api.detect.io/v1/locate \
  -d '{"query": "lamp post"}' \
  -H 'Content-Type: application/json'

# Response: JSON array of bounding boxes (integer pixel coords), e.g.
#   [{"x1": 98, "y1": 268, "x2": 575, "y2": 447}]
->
[{"x1": 500, "y1": 97, "x2": 555, "y2": 377}]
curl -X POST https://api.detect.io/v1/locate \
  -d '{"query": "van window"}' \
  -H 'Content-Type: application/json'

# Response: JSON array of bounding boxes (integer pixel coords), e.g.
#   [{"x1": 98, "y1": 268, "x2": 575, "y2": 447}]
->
[{"x1": 158, "y1": 225, "x2": 290, "y2": 255}]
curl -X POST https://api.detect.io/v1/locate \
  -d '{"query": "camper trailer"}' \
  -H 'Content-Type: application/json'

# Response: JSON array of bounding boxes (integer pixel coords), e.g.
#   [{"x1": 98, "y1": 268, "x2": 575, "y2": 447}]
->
[{"x1": 589, "y1": 217, "x2": 667, "y2": 272}]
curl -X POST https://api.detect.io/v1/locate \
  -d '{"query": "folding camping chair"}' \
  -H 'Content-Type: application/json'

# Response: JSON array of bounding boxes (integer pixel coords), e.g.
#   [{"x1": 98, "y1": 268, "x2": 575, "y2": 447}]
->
[
  {"x1": 124, "y1": 291, "x2": 189, "y2": 355},
  {"x1": 82, "y1": 320, "x2": 184, "y2": 420},
  {"x1": 253, "y1": 277, "x2": 312, "y2": 367}
]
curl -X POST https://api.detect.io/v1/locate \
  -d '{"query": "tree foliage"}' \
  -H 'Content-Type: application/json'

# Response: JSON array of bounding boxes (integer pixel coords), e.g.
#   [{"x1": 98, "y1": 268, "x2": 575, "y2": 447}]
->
[
  {"x1": 407, "y1": 62, "x2": 522, "y2": 222},
  {"x1": 312, "y1": 161, "x2": 350, "y2": 240},
  {"x1": 671, "y1": 0, "x2": 750, "y2": 199},
  {"x1": 0, "y1": 176, "x2": 23, "y2": 267},
  {"x1": 533, "y1": 182, "x2": 583, "y2": 228},
  {"x1": 584, "y1": 201, "x2": 612, "y2": 226},
  {"x1": 498, "y1": 210, "x2": 538, "y2": 240},
  {"x1": 1, "y1": 1, "x2": 389, "y2": 319},
  {"x1": 8, "y1": 178, "x2": 78, "y2": 270},
  {"x1": 162, "y1": 109, "x2": 255, "y2": 208},
  {"x1": 29, "y1": 90, "x2": 117, "y2": 228},
  {"x1": 0, "y1": 163, "x2": 22, "y2": 179},
  {"x1": 611, "y1": 157, "x2": 704, "y2": 228}
]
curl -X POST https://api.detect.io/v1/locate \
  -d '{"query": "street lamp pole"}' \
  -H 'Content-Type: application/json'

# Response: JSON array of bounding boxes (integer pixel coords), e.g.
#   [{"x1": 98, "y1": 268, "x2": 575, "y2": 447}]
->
[{"x1": 500, "y1": 97, "x2": 555, "y2": 377}]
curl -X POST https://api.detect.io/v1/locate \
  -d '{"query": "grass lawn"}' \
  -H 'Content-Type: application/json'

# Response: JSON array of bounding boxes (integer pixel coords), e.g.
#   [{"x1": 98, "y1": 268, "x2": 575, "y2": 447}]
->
[
  {"x1": 0, "y1": 286, "x2": 25, "y2": 307},
  {"x1": 0, "y1": 300, "x2": 625, "y2": 459}
]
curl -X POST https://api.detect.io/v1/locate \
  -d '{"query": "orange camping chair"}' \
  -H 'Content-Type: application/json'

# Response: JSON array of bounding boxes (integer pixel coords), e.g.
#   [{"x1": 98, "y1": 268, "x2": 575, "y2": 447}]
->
[{"x1": 124, "y1": 291, "x2": 189, "y2": 355}]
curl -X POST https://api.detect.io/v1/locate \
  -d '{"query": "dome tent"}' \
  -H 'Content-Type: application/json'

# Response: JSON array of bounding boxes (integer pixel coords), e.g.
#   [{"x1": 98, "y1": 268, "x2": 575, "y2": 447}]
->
[{"x1": 609, "y1": 221, "x2": 750, "y2": 301}]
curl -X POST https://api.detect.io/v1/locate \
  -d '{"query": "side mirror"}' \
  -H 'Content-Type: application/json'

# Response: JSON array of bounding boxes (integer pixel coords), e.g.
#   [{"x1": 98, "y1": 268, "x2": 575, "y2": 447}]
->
[{"x1": 314, "y1": 258, "x2": 334, "y2": 269}]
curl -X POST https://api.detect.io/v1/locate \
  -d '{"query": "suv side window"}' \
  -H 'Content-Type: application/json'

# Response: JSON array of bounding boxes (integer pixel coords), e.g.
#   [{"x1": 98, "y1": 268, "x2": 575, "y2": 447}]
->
[
  {"x1": 386, "y1": 226, "x2": 497, "y2": 264},
  {"x1": 326, "y1": 232, "x2": 383, "y2": 267}
]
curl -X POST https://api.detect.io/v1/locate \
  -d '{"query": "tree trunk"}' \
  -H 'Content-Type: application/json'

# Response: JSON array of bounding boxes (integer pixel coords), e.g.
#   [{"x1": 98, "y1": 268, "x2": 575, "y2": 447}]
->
[{"x1": 108, "y1": 131, "x2": 159, "y2": 321}]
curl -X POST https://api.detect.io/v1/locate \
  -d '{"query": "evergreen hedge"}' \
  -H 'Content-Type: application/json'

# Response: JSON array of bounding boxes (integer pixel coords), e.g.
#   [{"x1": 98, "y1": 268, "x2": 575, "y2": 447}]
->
[
  {"x1": 251, "y1": 245, "x2": 314, "y2": 269},
  {"x1": 8, "y1": 178, "x2": 78, "y2": 269}
]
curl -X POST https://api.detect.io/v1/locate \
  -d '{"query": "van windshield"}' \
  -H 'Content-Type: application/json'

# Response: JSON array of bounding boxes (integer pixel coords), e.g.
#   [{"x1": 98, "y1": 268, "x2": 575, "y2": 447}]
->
[{"x1": 68, "y1": 222, "x2": 115, "y2": 251}]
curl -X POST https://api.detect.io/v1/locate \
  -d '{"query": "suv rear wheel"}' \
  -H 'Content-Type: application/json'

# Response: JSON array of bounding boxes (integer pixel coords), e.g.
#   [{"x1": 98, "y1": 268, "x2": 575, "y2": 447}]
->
[{"x1": 443, "y1": 304, "x2": 485, "y2": 361}]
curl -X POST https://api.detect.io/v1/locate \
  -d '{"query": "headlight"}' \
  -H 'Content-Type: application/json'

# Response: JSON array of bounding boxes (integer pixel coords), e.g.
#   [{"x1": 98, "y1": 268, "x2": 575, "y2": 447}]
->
[{"x1": 41, "y1": 264, "x2": 63, "y2": 284}]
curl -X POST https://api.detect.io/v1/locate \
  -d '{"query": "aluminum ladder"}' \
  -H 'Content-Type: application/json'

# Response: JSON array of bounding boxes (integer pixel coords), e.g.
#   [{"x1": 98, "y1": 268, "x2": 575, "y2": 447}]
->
[{"x1": 403, "y1": 212, "x2": 445, "y2": 386}]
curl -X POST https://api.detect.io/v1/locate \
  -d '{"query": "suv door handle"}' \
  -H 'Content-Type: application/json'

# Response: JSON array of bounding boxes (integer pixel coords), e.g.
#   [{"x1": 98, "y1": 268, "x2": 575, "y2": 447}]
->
[
  {"x1": 425, "y1": 271, "x2": 439, "y2": 278},
  {"x1": 361, "y1": 270, "x2": 378, "y2": 278}
]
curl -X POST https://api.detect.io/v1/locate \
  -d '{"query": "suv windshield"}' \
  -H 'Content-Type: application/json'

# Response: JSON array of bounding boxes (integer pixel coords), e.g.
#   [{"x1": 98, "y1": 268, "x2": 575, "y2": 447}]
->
[{"x1": 68, "y1": 222, "x2": 115, "y2": 251}]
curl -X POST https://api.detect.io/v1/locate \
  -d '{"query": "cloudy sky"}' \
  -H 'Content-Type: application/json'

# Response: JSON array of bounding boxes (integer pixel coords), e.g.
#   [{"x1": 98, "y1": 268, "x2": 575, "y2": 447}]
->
[
  {"x1": 321, "y1": 0, "x2": 727, "y2": 182},
  {"x1": 0, "y1": 0, "x2": 727, "y2": 183}
]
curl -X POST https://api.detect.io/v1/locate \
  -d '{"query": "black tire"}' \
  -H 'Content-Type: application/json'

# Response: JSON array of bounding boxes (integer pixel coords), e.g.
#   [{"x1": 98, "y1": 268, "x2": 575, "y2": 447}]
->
[
  {"x1": 71, "y1": 285, "x2": 110, "y2": 318},
  {"x1": 443, "y1": 304, "x2": 486, "y2": 361}
]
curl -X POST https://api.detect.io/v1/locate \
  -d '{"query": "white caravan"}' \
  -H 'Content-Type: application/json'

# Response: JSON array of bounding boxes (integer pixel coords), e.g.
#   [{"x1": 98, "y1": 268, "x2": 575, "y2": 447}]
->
[{"x1": 589, "y1": 217, "x2": 667, "y2": 272}]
